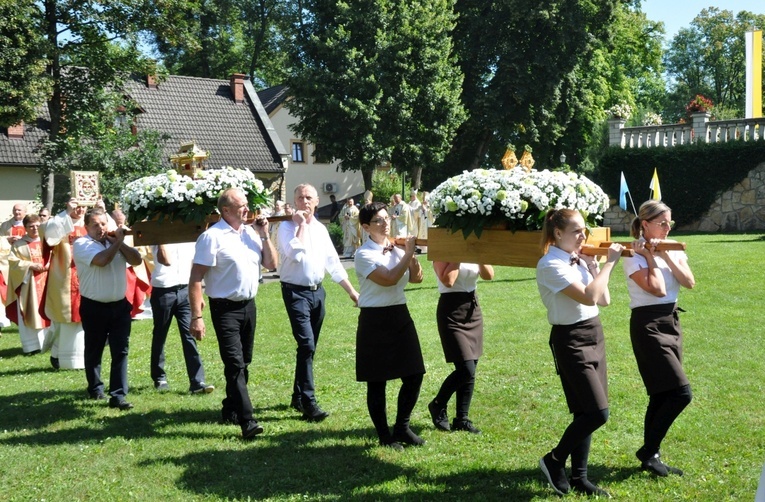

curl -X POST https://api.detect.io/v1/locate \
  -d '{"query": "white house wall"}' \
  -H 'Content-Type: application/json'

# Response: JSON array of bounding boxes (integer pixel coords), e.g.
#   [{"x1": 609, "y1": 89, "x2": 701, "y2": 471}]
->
[
  {"x1": 0, "y1": 167, "x2": 41, "y2": 218},
  {"x1": 268, "y1": 103, "x2": 365, "y2": 204}
]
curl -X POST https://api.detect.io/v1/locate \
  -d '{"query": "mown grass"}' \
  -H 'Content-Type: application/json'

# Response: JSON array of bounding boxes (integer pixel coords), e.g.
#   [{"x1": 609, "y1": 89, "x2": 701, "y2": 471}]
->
[{"x1": 0, "y1": 232, "x2": 763, "y2": 501}]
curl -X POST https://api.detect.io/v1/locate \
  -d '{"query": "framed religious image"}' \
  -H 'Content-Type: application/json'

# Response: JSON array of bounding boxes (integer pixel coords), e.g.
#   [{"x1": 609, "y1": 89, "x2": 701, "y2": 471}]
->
[{"x1": 70, "y1": 171, "x2": 100, "y2": 206}]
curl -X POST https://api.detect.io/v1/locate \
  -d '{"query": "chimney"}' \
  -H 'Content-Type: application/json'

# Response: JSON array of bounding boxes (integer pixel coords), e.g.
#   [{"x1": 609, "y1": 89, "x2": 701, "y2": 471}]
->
[
  {"x1": 230, "y1": 73, "x2": 245, "y2": 104},
  {"x1": 7, "y1": 122, "x2": 24, "y2": 140},
  {"x1": 147, "y1": 74, "x2": 158, "y2": 90}
]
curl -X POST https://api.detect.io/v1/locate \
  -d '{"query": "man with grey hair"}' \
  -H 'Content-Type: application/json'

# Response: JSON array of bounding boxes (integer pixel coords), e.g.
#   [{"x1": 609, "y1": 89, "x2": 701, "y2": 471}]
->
[{"x1": 277, "y1": 184, "x2": 359, "y2": 422}]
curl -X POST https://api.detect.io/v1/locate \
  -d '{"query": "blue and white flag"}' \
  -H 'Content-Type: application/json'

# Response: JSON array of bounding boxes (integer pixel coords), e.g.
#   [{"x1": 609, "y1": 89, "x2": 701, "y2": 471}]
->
[{"x1": 619, "y1": 172, "x2": 629, "y2": 211}]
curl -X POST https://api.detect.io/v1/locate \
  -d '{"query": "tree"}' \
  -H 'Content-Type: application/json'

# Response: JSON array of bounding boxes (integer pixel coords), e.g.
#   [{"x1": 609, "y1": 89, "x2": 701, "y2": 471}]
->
[
  {"x1": 143, "y1": 0, "x2": 293, "y2": 87},
  {"x1": 551, "y1": 2, "x2": 666, "y2": 172},
  {"x1": 3, "y1": 0, "x2": 161, "y2": 207},
  {"x1": 286, "y1": 0, "x2": 465, "y2": 190},
  {"x1": 429, "y1": 0, "x2": 621, "y2": 186},
  {"x1": 0, "y1": 0, "x2": 51, "y2": 127},
  {"x1": 663, "y1": 7, "x2": 765, "y2": 121}
]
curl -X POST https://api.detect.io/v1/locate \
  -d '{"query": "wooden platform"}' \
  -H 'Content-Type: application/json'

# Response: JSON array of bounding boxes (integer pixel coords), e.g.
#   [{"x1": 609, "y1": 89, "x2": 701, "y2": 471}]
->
[{"x1": 426, "y1": 227, "x2": 611, "y2": 268}]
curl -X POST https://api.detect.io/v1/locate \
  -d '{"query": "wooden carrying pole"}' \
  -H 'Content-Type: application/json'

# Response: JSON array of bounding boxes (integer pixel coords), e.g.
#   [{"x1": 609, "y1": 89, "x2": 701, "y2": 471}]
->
[
  {"x1": 597, "y1": 241, "x2": 686, "y2": 251},
  {"x1": 580, "y1": 246, "x2": 634, "y2": 258}
]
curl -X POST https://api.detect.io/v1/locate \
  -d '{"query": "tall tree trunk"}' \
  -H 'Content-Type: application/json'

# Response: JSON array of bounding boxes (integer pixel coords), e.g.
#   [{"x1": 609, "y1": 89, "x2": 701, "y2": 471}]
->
[
  {"x1": 43, "y1": 0, "x2": 59, "y2": 208},
  {"x1": 362, "y1": 166, "x2": 374, "y2": 190},
  {"x1": 470, "y1": 128, "x2": 494, "y2": 171},
  {"x1": 411, "y1": 166, "x2": 422, "y2": 190}
]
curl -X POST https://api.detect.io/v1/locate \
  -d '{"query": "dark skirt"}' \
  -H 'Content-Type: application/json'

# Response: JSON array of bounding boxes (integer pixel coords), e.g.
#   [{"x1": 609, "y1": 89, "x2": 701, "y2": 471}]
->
[
  {"x1": 436, "y1": 291, "x2": 484, "y2": 362},
  {"x1": 549, "y1": 316, "x2": 608, "y2": 414},
  {"x1": 356, "y1": 304, "x2": 426, "y2": 382},
  {"x1": 630, "y1": 303, "x2": 689, "y2": 395}
]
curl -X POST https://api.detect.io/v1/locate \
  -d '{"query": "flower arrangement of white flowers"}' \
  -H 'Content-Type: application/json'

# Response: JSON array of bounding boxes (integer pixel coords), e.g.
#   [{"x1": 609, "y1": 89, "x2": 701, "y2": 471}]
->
[
  {"x1": 121, "y1": 166, "x2": 271, "y2": 226},
  {"x1": 607, "y1": 103, "x2": 632, "y2": 120},
  {"x1": 427, "y1": 167, "x2": 610, "y2": 238},
  {"x1": 642, "y1": 112, "x2": 663, "y2": 126}
]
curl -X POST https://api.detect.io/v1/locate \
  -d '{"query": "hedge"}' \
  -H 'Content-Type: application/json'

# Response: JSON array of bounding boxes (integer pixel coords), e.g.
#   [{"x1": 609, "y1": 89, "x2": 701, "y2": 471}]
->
[{"x1": 594, "y1": 141, "x2": 765, "y2": 227}]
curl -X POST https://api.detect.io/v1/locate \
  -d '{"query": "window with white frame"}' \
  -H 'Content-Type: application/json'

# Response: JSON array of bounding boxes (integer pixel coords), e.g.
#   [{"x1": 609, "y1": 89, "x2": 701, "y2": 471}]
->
[{"x1": 292, "y1": 141, "x2": 305, "y2": 163}]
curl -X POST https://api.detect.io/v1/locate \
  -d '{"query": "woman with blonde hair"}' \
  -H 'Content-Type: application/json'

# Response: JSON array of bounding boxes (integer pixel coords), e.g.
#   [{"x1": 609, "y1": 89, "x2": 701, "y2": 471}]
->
[
  {"x1": 623, "y1": 200, "x2": 694, "y2": 477},
  {"x1": 536, "y1": 208, "x2": 624, "y2": 497}
]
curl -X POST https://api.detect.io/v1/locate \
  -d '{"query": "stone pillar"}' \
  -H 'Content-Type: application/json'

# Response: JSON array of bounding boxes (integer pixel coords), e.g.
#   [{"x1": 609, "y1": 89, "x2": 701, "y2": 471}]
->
[
  {"x1": 692, "y1": 112, "x2": 711, "y2": 144},
  {"x1": 608, "y1": 118, "x2": 626, "y2": 147}
]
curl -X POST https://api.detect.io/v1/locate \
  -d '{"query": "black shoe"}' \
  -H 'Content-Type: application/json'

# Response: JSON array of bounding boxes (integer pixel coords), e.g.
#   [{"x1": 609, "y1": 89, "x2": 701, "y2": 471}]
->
[
  {"x1": 570, "y1": 477, "x2": 611, "y2": 498},
  {"x1": 290, "y1": 396, "x2": 304, "y2": 413},
  {"x1": 26, "y1": 349, "x2": 41, "y2": 356},
  {"x1": 241, "y1": 420, "x2": 264, "y2": 440},
  {"x1": 452, "y1": 418, "x2": 481, "y2": 434},
  {"x1": 50, "y1": 356, "x2": 59, "y2": 369},
  {"x1": 90, "y1": 392, "x2": 107, "y2": 400},
  {"x1": 638, "y1": 450, "x2": 683, "y2": 477},
  {"x1": 428, "y1": 400, "x2": 450, "y2": 431},
  {"x1": 302, "y1": 404, "x2": 329, "y2": 422},
  {"x1": 220, "y1": 410, "x2": 239, "y2": 426},
  {"x1": 540, "y1": 452, "x2": 569, "y2": 495},
  {"x1": 108, "y1": 398, "x2": 134, "y2": 411},
  {"x1": 392, "y1": 427, "x2": 426, "y2": 446}
]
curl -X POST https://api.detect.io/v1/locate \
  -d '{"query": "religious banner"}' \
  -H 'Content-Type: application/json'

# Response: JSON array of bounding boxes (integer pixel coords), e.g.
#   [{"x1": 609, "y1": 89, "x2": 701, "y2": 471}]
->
[{"x1": 70, "y1": 171, "x2": 100, "y2": 206}]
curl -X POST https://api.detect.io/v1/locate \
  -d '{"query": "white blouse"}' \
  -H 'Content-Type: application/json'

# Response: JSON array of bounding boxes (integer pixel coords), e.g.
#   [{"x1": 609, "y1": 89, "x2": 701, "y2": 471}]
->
[{"x1": 536, "y1": 246, "x2": 599, "y2": 325}]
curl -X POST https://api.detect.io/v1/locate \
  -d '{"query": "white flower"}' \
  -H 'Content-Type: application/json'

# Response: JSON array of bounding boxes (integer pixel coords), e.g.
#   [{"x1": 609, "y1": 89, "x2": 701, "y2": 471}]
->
[
  {"x1": 120, "y1": 166, "x2": 271, "y2": 225},
  {"x1": 427, "y1": 167, "x2": 609, "y2": 234}
]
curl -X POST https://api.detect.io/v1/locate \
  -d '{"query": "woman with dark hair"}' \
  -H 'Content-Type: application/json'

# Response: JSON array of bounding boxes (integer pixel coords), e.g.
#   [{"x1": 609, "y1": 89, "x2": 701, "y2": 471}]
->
[
  {"x1": 354, "y1": 202, "x2": 425, "y2": 450},
  {"x1": 427, "y1": 261, "x2": 493, "y2": 434},
  {"x1": 624, "y1": 200, "x2": 694, "y2": 477},
  {"x1": 536, "y1": 208, "x2": 624, "y2": 497}
]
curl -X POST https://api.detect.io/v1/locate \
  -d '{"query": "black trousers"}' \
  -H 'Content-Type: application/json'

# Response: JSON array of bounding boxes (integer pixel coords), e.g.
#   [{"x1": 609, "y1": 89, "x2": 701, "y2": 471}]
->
[
  {"x1": 150, "y1": 285, "x2": 206, "y2": 390},
  {"x1": 209, "y1": 298, "x2": 256, "y2": 424},
  {"x1": 281, "y1": 283, "x2": 326, "y2": 407},
  {"x1": 81, "y1": 297, "x2": 132, "y2": 400}
]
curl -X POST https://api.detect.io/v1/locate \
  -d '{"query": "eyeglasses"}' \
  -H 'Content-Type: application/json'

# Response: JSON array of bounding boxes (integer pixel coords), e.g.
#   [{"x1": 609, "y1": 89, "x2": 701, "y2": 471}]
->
[
  {"x1": 370, "y1": 216, "x2": 391, "y2": 225},
  {"x1": 649, "y1": 220, "x2": 675, "y2": 229}
]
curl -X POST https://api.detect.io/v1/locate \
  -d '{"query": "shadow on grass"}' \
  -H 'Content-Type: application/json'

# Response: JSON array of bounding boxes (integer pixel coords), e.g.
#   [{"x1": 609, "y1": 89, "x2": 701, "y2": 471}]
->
[
  {"x1": 0, "y1": 346, "x2": 25, "y2": 359},
  {"x1": 140, "y1": 428, "x2": 543, "y2": 500},
  {"x1": 0, "y1": 392, "x2": 545, "y2": 499}
]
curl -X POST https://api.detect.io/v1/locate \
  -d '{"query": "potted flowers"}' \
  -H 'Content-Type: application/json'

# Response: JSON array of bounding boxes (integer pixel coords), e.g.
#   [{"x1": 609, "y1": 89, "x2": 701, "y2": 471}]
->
[
  {"x1": 607, "y1": 103, "x2": 632, "y2": 121},
  {"x1": 426, "y1": 167, "x2": 611, "y2": 267},
  {"x1": 121, "y1": 166, "x2": 271, "y2": 244},
  {"x1": 686, "y1": 94, "x2": 713, "y2": 115}
]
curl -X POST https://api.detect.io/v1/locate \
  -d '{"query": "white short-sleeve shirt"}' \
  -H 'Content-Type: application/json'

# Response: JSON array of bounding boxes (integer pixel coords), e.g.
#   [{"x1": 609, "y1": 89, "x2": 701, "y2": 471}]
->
[
  {"x1": 536, "y1": 246, "x2": 599, "y2": 325},
  {"x1": 623, "y1": 238, "x2": 688, "y2": 309},
  {"x1": 354, "y1": 238, "x2": 409, "y2": 308},
  {"x1": 151, "y1": 242, "x2": 195, "y2": 288},
  {"x1": 436, "y1": 263, "x2": 479, "y2": 294},
  {"x1": 73, "y1": 235, "x2": 128, "y2": 303},
  {"x1": 193, "y1": 219, "x2": 262, "y2": 301}
]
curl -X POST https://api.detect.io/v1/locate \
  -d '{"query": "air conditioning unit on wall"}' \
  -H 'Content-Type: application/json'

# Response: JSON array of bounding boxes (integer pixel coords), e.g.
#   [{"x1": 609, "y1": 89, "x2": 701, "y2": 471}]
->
[{"x1": 323, "y1": 182, "x2": 338, "y2": 193}]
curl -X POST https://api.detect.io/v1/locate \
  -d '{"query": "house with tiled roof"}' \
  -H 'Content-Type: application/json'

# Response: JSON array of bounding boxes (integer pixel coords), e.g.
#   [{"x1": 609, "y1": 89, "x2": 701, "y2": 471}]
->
[
  {"x1": 258, "y1": 85, "x2": 365, "y2": 207},
  {"x1": 0, "y1": 73, "x2": 288, "y2": 218},
  {"x1": 0, "y1": 114, "x2": 50, "y2": 218}
]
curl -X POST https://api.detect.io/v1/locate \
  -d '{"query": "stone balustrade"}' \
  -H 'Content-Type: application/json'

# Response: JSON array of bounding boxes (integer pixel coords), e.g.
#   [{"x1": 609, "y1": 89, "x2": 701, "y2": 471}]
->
[{"x1": 609, "y1": 113, "x2": 765, "y2": 148}]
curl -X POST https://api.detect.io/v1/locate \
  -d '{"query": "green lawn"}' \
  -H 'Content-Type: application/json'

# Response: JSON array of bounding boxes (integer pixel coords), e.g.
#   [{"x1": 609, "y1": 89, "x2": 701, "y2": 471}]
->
[{"x1": 1, "y1": 232, "x2": 763, "y2": 501}]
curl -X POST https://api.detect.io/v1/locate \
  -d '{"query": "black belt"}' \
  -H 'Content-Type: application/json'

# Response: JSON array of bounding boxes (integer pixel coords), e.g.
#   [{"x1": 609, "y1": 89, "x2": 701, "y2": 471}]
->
[
  {"x1": 154, "y1": 284, "x2": 187, "y2": 291},
  {"x1": 281, "y1": 282, "x2": 322, "y2": 292},
  {"x1": 209, "y1": 297, "x2": 252, "y2": 308}
]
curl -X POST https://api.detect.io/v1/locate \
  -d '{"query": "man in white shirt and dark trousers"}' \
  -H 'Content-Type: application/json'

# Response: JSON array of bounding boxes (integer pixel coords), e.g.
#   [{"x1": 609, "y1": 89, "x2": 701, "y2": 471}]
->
[
  {"x1": 72, "y1": 208, "x2": 143, "y2": 410},
  {"x1": 150, "y1": 243, "x2": 214, "y2": 394},
  {"x1": 189, "y1": 188, "x2": 277, "y2": 440},
  {"x1": 278, "y1": 184, "x2": 359, "y2": 422}
]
